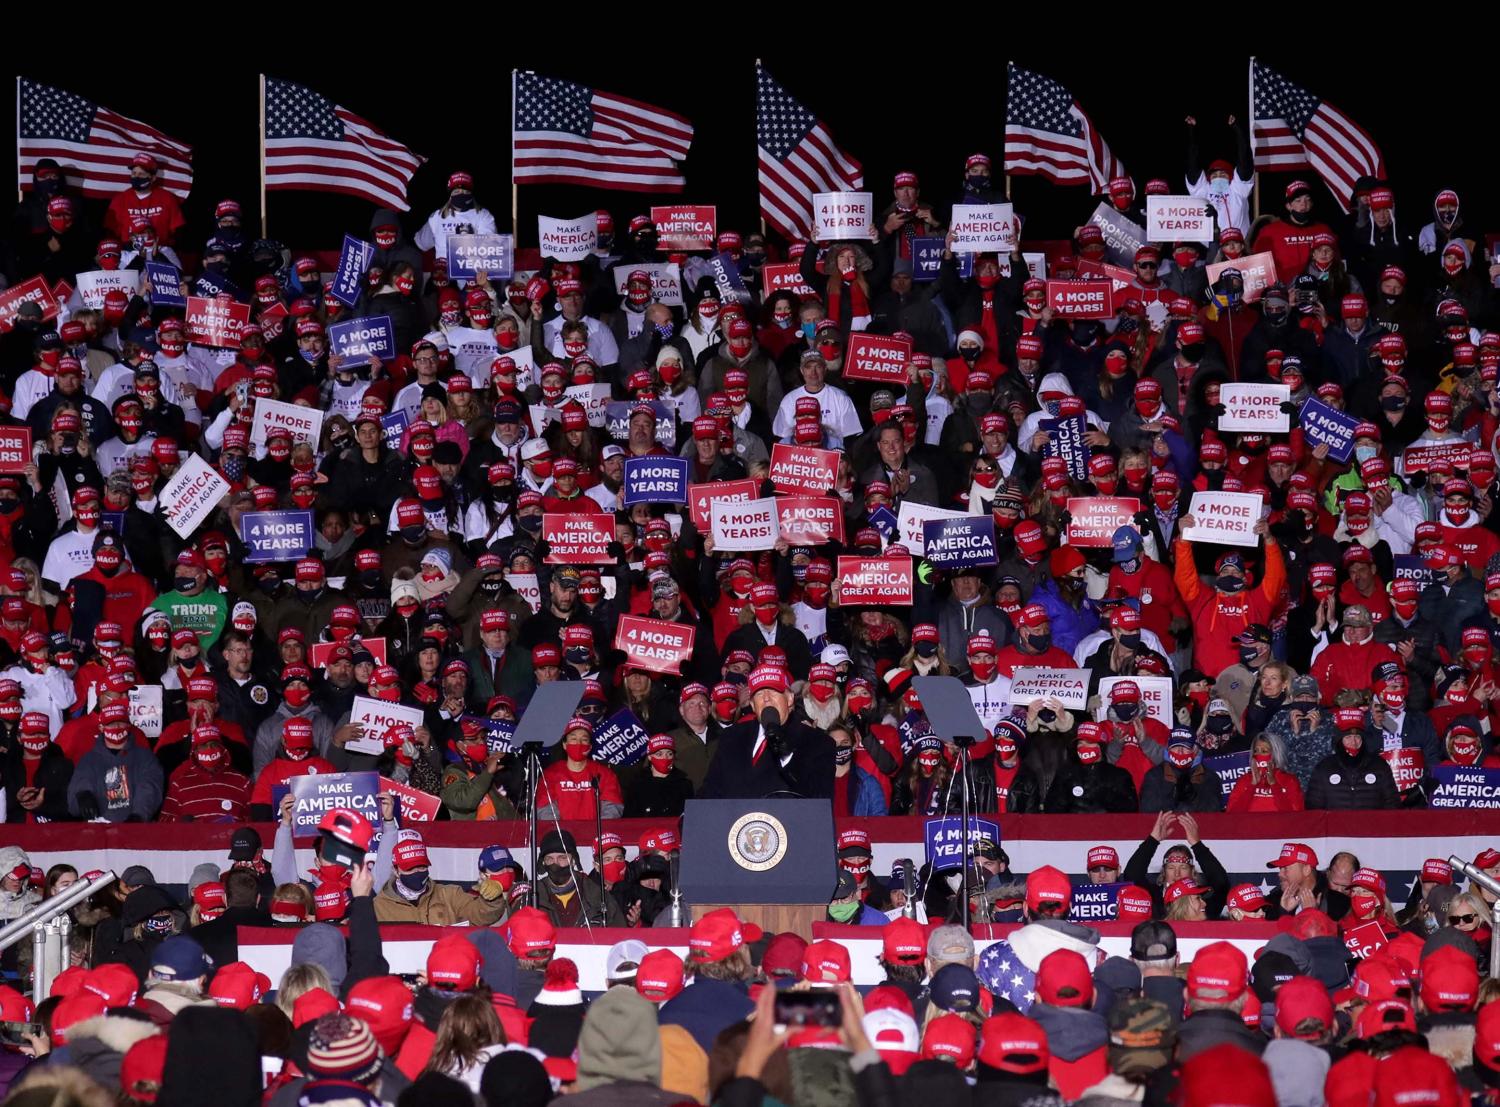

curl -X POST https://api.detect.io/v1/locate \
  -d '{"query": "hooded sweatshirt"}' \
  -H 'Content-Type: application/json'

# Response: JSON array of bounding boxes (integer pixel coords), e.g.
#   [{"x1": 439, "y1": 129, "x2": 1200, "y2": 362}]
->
[{"x1": 571, "y1": 988, "x2": 681, "y2": 1107}]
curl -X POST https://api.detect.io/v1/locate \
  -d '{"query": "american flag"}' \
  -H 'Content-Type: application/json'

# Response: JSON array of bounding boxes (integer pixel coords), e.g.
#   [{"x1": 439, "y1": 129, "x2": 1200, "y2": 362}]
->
[
  {"x1": 757, "y1": 63, "x2": 863, "y2": 241},
  {"x1": 1004, "y1": 62, "x2": 1125, "y2": 193},
  {"x1": 263, "y1": 78, "x2": 424, "y2": 211},
  {"x1": 1251, "y1": 61, "x2": 1385, "y2": 213},
  {"x1": 977, "y1": 941, "x2": 1038, "y2": 1013},
  {"x1": 17, "y1": 78, "x2": 192, "y2": 199},
  {"x1": 512, "y1": 72, "x2": 693, "y2": 192}
]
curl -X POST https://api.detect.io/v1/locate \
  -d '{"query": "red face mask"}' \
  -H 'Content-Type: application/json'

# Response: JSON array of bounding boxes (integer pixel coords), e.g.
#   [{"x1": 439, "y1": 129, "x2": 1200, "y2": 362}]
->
[
  {"x1": 974, "y1": 469, "x2": 999, "y2": 489},
  {"x1": 375, "y1": 229, "x2": 398, "y2": 248},
  {"x1": 714, "y1": 699, "x2": 737, "y2": 722},
  {"x1": 1134, "y1": 400, "x2": 1158, "y2": 418},
  {"x1": 194, "y1": 745, "x2": 224, "y2": 769},
  {"x1": 1153, "y1": 491, "x2": 1178, "y2": 511},
  {"x1": 0, "y1": 701, "x2": 23, "y2": 724},
  {"x1": 803, "y1": 583, "x2": 830, "y2": 608},
  {"x1": 1391, "y1": 598, "x2": 1418, "y2": 620},
  {"x1": 602, "y1": 859, "x2": 628, "y2": 883},
  {"x1": 103, "y1": 727, "x2": 130, "y2": 750},
  {"x1": 20, "y1": 731, "x2": 48, "y2": 754},
  {"x1": 530, "y1": 459, "x2": 553, "y2": 480},
  {"x1": 977, "y1": 272, "x2": 999, "y2": 290},
  {"x1": 658, "y1": 361, "x2": 682, "y2": 385},
  {"x1": 1451, "y1": 738, "x2": 1482, "y2": 766},
  {"x1": 564, "y1": 739, "x2": 591, "y2": 761},
  {"x1": 1252, "y1": 754, "x2": 1272, "y2": 770},
  {"x1": 917, "y1": 752, "x2": 942, "y2": 773},
  {"x1": 1077, "y1": 743, "x2": 1102, "y2": 765},
  {"x1": 808, "y1": 682, "x2": 836, "y2": 704},
  {"x1": 754, "y1": 604, "x2": 778, "y2": 627},
  {"x1": 818, "y1": 342, "x2": 841, "y2": 361},
  {"x1": 284, "y1": 743, "x2": 311, "y2": 762},
  {"x1": 284, "y1": 686, "x2": 311, "y2": 708},
  {"x1": 1094, "y1": 475, "x2": 1118, "y2": 494},
  {"x1": 471, "y1": 310, "x2": 493, "y2": 328},
  {"x1": 969, "y1": 659, "x2": 996, "y2": 682}
]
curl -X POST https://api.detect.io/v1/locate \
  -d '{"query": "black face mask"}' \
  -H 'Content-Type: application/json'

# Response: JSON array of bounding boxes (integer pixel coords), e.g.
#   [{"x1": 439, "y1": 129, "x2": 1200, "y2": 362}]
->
[
  {"x1": 1114, "y1": 703, "x2": 1139, "y2": 722},
  {"x1": 915, "y1": 641, "x2": 938, "y2": 658},
  {"x1": 965, "y1": 174, "x2": 990, "y2": 193},
  {"x1": 1179, "y1": 343, "x2": 1205, "y2": 364},
  {"x1": 1026, "y1": 631, "x2": 1052, "y2": 653},
  {"x1": 834, "y1": 746, "x2": 853, "y2": 765},
  {"x1": 130, "y1": 175, "x2": 152, "y2": 191},
  {"x1": 1120, "y1": 632, "x2": 1142, "y2": 650},
  {"x1": 517, "y1": 515, "x2": 542, "y2": 534},
  {"x1": 450, "y1": 194, "x2": 475, "y2": 211},
  {"x1": 545, "y1": 863, "x2": 572, "y2": 885},
  {"x1": 1239, "y1": 646, "x2": 1260, "y2": 665},
  {"x1": 1381, "y1": 396, "x2": 1406, "y2": 412},
  {"x1": 1206, "y1": 715, "x2": 1234, "y2": 735},
  {"x1": 1072, "y1": 323, "x2": 1100, "y2": 347},
  {"x1": 1216, "y1": 574, "x2": 1246, "y2": 593},
  {"x1": 1263, "y1": 307, "x2": 1289, "y2": 327},
  {"x1": 635, "y1": 231, "x2": 658, "y2": 252}
]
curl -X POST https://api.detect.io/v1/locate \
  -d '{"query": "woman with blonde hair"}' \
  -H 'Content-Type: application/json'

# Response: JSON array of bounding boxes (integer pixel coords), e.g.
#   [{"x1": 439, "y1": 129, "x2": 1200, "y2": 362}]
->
[
  {"x1": 274, "y1": 962, "x2": 333, "y2": 1022},
  {"x1": 427, "y1": 993, "x2": 507, "y2": 1092},
  {"x1": 1445, "y1": 890, "x2": 1493, "y2": 964}
]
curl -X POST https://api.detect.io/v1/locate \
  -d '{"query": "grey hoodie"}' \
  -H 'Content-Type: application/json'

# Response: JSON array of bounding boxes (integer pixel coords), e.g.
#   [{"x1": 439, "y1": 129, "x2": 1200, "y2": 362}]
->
[
  {"x1": 1262, "y1": 1039, "x2": 1330, "y2": 1107},
  {"x1": 291, "y1": 923, "x2": 347, "y2": 992}
]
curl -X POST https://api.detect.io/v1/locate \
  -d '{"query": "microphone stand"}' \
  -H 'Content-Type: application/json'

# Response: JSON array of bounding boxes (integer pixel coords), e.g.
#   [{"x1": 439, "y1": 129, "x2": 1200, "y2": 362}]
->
[
  {"x1": 668, "y1": 853, "x2": 684, "y2": 928},
  {"x1": 955, "y1": 733, "x2": 975, "y2": 929},
  {"x1": 591, "y1": 777, "x2": 607, "y2": 925},
  {"x1": 523, "y1": 741, "x2": 544, "y2": 909}
]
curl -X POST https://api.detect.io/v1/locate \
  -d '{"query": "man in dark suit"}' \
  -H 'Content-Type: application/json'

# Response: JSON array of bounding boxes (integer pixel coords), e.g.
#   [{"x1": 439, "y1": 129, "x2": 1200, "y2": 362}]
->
[{"x1": 701, "y1": 665, "x2": 834, "y2": 799}]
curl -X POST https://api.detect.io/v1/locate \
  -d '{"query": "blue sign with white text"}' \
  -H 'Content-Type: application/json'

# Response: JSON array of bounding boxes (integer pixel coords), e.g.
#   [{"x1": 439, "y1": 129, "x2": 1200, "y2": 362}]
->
[
  {"x1": 241, "y1": 510, "x2": 315, "y2": 563},
  {"x1": 1069, "y1": 881, "x2": 1131, "y2": 922},
  {"x1": 869, "y1": 505, "x2": 899, "y2": 541},
  {"x1": 1041, "y1": 414, "x2": 1091, "y2": 482},
  {"x1": 924, "y1": 816, "x2": 1002, "y2": 869},
  {"x1": 1298, "y1": 397, "x2": 1359, "y2": 464},
  {"x1": 331, "y1": 235, "x2": 375, "y2": 307},
  {"x1": 1201, "y1": 751, "x2": 1251, "y2": 802},
  {"x1": 706, "y1": 251, "x2": 751, "y2": 304},
  {"x1": 912, "y1": 238, "x2": 972, "y2": 282},
  {"x1": 447, "y1": 234, "x2": 514, "y2": 282},
  {"x1": 922, "y1": 515, "x2": 998, "y2": 569},
  {"x1": 380, "y1": 410, "x2": 410, "y2": 451},
  {"x1": 1430, "y1": 765, "x2": 1500, "y2": 808},
  {"x1": 330, "y1": 316, "x2": 396, "y2": 362},
  {"x1": 145, "y1": 261, "x2": 185, "y2": 307},
  {"x1": 622, "y1": 456, "x2": 689, "y2": 506},
  {"x1": 593, "y1": 708, "x2": 649, "y2": 767}
]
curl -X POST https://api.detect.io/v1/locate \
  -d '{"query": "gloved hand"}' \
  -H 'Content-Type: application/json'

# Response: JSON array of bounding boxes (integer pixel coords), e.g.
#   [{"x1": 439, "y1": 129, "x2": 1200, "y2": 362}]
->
[
  {"x1": 1279, "y1": 401, "x2": 1300, "y2": 415},
  {"x1": 533, "y1": 539, "x2": 551, "y2": 559},
  {"x1": 476, "y1": 876, "x2": 508, "y2": 902},
  {"x1": 76, "y1": 792, "x2": 99, "y2": 821},
  {"x1": 1210, "y1": 403, "x2": 1227, "y2": 418},
  {"x1": 412, "y1": 682, "x2": 439, "y2": 705},
  {"x1": 1058, "y1": 508, "x2": 1073, "y2": 526},
  {"x1": 1133, "y1": 511, "x2": 1154, "y2": 527},
  {"x1": 606, "y1": 541, "x2": 626, "y2": 560}
]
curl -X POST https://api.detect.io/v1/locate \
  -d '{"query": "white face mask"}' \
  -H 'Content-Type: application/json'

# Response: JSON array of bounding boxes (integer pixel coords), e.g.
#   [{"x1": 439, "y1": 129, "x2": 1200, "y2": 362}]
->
[{"x1": 945, "y1": 872, "x2": 963, "y2": 892}]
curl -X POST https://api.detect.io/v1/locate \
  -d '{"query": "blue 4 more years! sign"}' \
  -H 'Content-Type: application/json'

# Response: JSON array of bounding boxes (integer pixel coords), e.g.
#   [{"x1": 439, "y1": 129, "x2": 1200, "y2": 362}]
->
[
  {"x1": 240, "y1": 510, "x2": 314, "y2": 563},
  {"x1": 924, "y1": 815, "x2": 1001, "y2": 870},
  {"x1": 621, "y1": 456, "x2": 689, "y2": 506}
]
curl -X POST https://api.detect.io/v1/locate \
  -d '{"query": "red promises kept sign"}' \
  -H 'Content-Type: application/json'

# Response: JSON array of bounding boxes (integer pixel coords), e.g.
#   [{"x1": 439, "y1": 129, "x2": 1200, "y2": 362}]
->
[
  {"x1": 650, "y1": 205, "x2": 716, "y2": 251},
  {"x1": 614, "y1": 614, "x2": 696, "y2": 675},
  {"x1": 769, "y1": 443, "x2": 840, "y2": 495},
  {"x1": 1046, "y1": 279, "x2": 1114, "y2": 319},
  {"x1": 837, "y1": 556, "x2": 914, "y2": 605},
  {"x1": 541, "y1": 514, "x2": 613, "y2": 564},
  {"x1": 843, "y1": 333, "x2": 912, "y2": 385}
]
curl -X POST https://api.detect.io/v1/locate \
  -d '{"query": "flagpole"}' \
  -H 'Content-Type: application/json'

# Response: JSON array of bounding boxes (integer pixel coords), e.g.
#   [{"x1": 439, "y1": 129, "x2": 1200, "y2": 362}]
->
[
  {"x1": 510, "y1": 70, "x2": 519, "y2": 241},
  {"x1": 258, "y1": 74, "x2": 268, "y2": 239},
  {"x1": 16, "y1": 78, "x2": 23, "y2": 204},
  {"x1": 755, "y1": 60, "x2": 766, "y2": 238},
  {"x1": 1248, "y1": 57, "x2": 1260, "y2": 222}
]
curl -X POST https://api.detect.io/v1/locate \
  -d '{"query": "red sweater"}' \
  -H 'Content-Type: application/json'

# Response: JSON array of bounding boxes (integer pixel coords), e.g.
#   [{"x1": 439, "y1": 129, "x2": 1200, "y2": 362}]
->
[
  {"x1": 159, "y1": 762, "x2": 250, "y2": 821},
  {"x1": 539, "y1": 759, "x2": 621, "y2": 820}
]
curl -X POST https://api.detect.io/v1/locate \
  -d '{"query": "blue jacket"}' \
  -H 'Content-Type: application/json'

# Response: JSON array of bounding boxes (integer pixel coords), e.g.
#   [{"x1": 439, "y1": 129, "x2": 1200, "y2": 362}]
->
[
  {"x1": 1030, "y1": 577, "x2": 1099, "y2": 657},
  {"x1": 843, "y1": 767, "x2": 889, "y2": 816},
  {"x1": 659, "y1": 976, "x2": 753, "y2": 1054}
]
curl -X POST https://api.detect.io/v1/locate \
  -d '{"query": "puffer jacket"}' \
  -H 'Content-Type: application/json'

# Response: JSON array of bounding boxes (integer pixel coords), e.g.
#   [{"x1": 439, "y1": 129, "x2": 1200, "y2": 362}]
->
[
  {"x1": 372, "y1": 876, "x2": 507, "y2": 927},
  {"x1": 1304, "y1": 733, "x2": 1400, "y2": 809}
]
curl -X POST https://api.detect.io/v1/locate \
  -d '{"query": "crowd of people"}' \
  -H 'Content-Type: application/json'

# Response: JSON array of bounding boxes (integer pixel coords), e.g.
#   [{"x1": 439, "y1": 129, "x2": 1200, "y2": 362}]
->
[{"x1": 0, "y1": 109, "x2": 1497, "y2": 1103}]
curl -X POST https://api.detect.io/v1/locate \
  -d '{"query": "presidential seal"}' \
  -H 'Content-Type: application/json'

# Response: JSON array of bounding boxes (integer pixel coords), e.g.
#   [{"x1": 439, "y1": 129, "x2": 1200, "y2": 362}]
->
[{"x1": 728, "y1": 812, "x2": 788, "y2": 872}]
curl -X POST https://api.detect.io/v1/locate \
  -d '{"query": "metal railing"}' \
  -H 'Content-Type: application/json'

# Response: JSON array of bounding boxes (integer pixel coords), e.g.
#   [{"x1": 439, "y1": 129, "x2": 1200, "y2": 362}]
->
[
  {"x1": 0, "y1": 871, "x2": 116, "y2": 998},
  {"x1": 1446, "y1": 855, "x2": 1500, "y2": 981}
]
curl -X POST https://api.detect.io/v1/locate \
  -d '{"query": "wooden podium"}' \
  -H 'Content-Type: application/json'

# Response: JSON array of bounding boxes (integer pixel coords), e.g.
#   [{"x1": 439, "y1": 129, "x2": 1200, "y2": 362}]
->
[
  {"x1": 679, "y1": 799, "x2": 837, "y2": 933},
  {"x1": 691, "y1": 903, "x2": 824, "y2": 937}
]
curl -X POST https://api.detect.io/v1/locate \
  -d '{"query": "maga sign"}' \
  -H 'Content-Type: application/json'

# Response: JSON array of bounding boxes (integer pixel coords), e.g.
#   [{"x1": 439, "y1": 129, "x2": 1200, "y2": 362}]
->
[
  {"x1": 710, "y1": 497, "x2": 779, "y2": 552},
  {"x1": 843, "y1": 333, "x2": 912, "y2": 385},
  {"x1": 185, "y1": 296, "x2": 250, "y2": 348},
  {"x1": 1429, "y1": 765, "x2": 1500, "y2": 809},
  {"x1": 896, "y1": 501, "x2": 968, "y2": 556},
  {"x1": 614, "y1": 615, "x2": 696, "y2": 675},
  {"x1": 948, "y1": 203, "x2": 1015, "y2": 253},
  {"x1": 1067, "y1": 497, "x2": 1140, "y2": 547},
  {"x1": 1009, "y1": 668, "x2": 1089, "y2": 711},
  {"x1": 541, "y1": 514, "x2": 614, "y2": 563},
  {"x1": 838, "y1": 555, "x2": 914, "y2": 605},
  {"x1": 769, "y1": 443, "x2": 840, "y2": 495},
  {"x1": 592, "y1": 708, "x2": 650, "y2": 767},
  {"x1": 1181, "y1": 491, "x2": 1264, "y2": 548},
  {"x1": 812, "y1": 191, "x2": 875, "y2": 242},
  {"x1": 289, "y1": 771, "x2": 380, "y2": 837},
  {"x1": 160, "y1": 455, "x2": 229, "y2": 540},
  {"x1": 75, "y1": 269, "x2": 140, "y2": 310},
  {"x1": 446, "y1": 234, "x2": 514, "y2": 281},
  {"x1": 651, "y1": 205, "x2": 716, "y2": 251},
  {"x1": 1145, "y1": 196, "x2": 1215, "y2": 243},
  {"x1": 1046, "y1": 279, "x2": 1114, "y2": 319},
  {"x1": 537, "y1": 214, "x2": 596, "y2": 261},
  {"x1": 1070, "y1": 882, "x2": 1131, "y2": 923},
  {"x1": 922, "y1": 515, "x2": 998, "y2": 570},
  {"x1": 610, "y1": 263, "x2": 683, "y2": 307},
  {"x1": 622, "y1": 456, "x2": 689, "y2": 506},
  {"x1": 1219, "y1": 383, "x2": 1290, "y2": 433}
]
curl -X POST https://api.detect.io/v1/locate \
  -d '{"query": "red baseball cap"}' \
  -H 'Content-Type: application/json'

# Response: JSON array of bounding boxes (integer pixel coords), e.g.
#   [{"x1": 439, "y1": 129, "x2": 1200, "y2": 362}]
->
[
  {"x1": 1086, "y1": 846, "x2": 1119, "y2": 870},
  {"x1": 881, "y1": 917, "x2": 926, "y2": 965},
  {"x1": 1025, "y1": 865, "x2": 1071, "y2": 913},
  {"x1": 1274, "y1": 975, "x2": 1334, "y2": 1040},
  {"x1": 976, "y1": 1012, "x2": 1048, "y2": 1075},
  {"x1": 1117, "y1": 886, "x2": 1154, "y2": 921},
  {"x1": 800, "y1": 939, "x2": 852, "y2": 984},
  {"x1": 1186, "y1": 941, "x2": 1248, "y2": 1001},
  {"x1": 506, "y1": 906, "x2": 557, "y2": 958},
  {"x1": 1035, "y1": 949, "x2": 1093, "y2": 1008},
  {"x1": 920, "y1": 1012, "x2": 976, "y2": 1067},
  {"x1": 634, "y1": 949, "x2": 685, "y2": 1002},
  {"x1": 688, "y1": 908, "x2": 761, "y2": 962},
  {"x1": 346, "y1": 975, "x2": 416, "y2": 1054},
  {"x1": 427, "y1": 934, "x2": 482, "y2": 991},
  {"x1": 1267, "y1": 842, "x2": 1318, "y2": 868},
  {"x1": 1419, "y1": 946, "x2": 1479, "y2": 1012}
]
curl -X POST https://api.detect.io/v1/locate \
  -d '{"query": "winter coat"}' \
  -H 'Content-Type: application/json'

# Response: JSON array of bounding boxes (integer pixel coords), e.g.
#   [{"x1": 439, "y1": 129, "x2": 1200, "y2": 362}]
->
[
  {"x1": 1176, "y1": 1008, "x2": 1265, "y2": 1061},
  {"x1": 1137, "y1": 763, "x2": 1226, "y2": 813},
  {"x1": 658, "y1": 977, "x2": 753, "y2": 1055},
  {"x1": 67, "y1": 736, "x2": 163, "y2": 821},
  {"x1": 1305, "y1": 735, "x2": 1400, "y2": 809},
  {"x1": 1030, "y1": 1004, "x2": 1109, "y2": 1101},
  {"x1": 1044, "y1": 757, "x2": 1138, "y2": 814},
  {"x1": 372, "y1": 876, "x2": 507, "y2": 927}
]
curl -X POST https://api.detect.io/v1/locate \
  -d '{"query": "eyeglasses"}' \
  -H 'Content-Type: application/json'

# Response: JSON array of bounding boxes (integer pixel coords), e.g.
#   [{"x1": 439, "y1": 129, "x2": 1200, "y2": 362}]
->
[
  {"x1": 1136, "y1": 262, "x2": 1159, "y2": 270},
  {"x1": 1449, "y1": 913, "x2": 1477, "y2": 925},
  {"x1": 973, "y1": 465, "x2": 997, "y2": 474}
]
